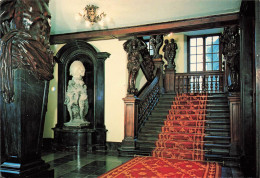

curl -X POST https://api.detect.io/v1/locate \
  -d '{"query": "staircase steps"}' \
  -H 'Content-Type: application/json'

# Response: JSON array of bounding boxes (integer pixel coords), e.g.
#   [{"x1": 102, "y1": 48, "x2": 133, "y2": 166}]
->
[{"x1": 136, "y1": 93, "x2": 239, "y2": 166}]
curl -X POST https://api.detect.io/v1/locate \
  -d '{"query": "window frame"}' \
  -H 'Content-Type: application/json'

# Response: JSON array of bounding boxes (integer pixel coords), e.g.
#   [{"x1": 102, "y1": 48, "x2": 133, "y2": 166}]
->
[{"x1": 187, "y1": 33, "x2": 222, "y2": 73}]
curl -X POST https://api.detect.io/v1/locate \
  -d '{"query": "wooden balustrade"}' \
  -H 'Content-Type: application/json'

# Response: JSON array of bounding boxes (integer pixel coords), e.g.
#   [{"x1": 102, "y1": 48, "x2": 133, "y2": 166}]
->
[
  {"x1": 174, "y1": 72, "x2": 224, "y2": 93},
  {"x1": 137, "y1": 68, "x2": 160, "y2": 136}
]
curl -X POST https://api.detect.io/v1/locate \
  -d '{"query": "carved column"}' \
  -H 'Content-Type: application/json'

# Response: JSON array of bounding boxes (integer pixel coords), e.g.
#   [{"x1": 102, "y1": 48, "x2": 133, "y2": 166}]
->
[
  {"x1": 228, "y1": 94, "x2": 241, "y2": 156},
  {"x1": 119, "y1": 95, "x2": 140, "y2": 155},
  {"x1": 0, "y1": 0, "x2": 54, "y2": 177}
]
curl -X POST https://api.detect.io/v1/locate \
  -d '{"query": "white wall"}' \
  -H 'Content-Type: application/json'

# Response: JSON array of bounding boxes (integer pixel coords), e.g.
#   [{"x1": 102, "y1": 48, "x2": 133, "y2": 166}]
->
[
  {"x1": 43, "y1": 44, "x2": 64, "y2": 138},
  {"x1": 89, "y1": 40, "x2": 128, "y2": 142}
]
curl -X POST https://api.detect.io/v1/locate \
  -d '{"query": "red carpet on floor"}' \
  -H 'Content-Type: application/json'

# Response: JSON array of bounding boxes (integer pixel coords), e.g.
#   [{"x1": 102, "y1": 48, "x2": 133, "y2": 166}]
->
[
  {"x1": 98, "y1": 156, "x2": 221, "y2": 178},
  {"x1": 99, "y1": 93, "x2": 222, "y2": 177}
]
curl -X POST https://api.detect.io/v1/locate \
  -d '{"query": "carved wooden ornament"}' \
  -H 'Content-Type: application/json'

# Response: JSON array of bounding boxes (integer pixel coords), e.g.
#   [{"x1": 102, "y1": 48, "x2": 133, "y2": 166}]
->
[
  {"x1": 0, "y1": 0, "x2": 54, "y2": 103},
  {"x1": 123, "y1": 37, "x2": 154, "y2": 95},
  {"x1": 220, "y1": 25, "x2": 240, "y2": 92}
]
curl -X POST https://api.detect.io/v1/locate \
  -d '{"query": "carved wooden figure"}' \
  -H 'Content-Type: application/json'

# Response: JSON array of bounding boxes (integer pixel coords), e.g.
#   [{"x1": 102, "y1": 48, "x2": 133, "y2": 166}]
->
[
  {"x1": 123, "y1": 37, "x2": 155, "y2": 95},
  {"x1": 150, "y1": 35, "x2": 163, "y2": 59},
  {"x1": 123, "y1": 37, "x2": 146, "y2": 94},
  {"x1": 220, "y1": 25, "x2": 240, "y2": 92},
  {"x1": 163, "y1": 38, "x2": 178, "y2": 70},
  {"x1": 0, "y1": 0, "x2": 54, "y2": 103}
]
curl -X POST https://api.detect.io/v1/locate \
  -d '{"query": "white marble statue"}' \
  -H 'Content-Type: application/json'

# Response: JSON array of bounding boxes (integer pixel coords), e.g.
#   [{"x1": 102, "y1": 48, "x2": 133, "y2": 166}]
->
[{"x1": 64, "y1": 61, "x2": 90, "y2": 127}]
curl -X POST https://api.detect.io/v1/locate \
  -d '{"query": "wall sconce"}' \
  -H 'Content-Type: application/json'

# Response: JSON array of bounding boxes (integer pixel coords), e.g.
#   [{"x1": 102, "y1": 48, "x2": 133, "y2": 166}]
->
[{"x1": 78, "y1": 5, "x2": 106, "y2": 26}]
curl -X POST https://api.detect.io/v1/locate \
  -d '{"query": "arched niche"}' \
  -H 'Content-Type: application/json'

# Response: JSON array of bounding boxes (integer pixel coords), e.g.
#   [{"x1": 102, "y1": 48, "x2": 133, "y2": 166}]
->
[{"x1": 53, "y1": 40, "x2": 110, "y2": 151}]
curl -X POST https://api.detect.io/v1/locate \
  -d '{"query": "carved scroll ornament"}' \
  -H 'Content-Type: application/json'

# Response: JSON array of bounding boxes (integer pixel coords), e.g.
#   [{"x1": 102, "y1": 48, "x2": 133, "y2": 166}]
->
[
  {"x1": 220, "y1": 25, "x2": 240, "y2": 92},
  {"x1": 163, "y1": 38, "x2": 178, "y2": 70},
  {"x1": 0, "y1": 0, "x2": 54, "y2": 103},
  {"x1": 123, "y1": 37, "x2": 155, "y2": 95}
]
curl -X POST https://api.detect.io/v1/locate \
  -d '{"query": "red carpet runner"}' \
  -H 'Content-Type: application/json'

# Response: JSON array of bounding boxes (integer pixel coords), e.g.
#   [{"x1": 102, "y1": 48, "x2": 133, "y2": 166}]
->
[
  {"x1": 99, "y1": 93, "x2": 222, "y2": 178},
  {"x1": 99, "y1": 156, "x2": 221, "y2": 178},
  {"x1": 152, "y1": 93, "x2": 208, "y2": 161}
]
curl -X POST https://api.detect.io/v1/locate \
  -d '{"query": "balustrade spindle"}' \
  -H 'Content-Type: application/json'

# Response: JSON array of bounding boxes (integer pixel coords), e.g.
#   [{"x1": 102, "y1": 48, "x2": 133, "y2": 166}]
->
[
  {"x1": 215, "y1": 75, "x2": 219, "y2": 92},
  {"x1": 175, "y1": 76, "x2": 178, "y2": 93},
  {"x1": 205, "y1": 75, "x2": 208, "y2": 92},
  {"x1": 193, "y1": 76, "x2": 196, "y2": 92},
  {"x1": 210, "y1": 75, "x2": 214, "y2": 92},
  {"x1": 183, "y1": 76, "x2": 187, "y2": 93},
  {"x1": 188, "y1": 76, "x2": 191, "y2": 93},
  {"x1": 219, "y1": 75, "x2": 223, "y2": 92},
  {"x1": 202, "y1": 76, "x2": 205, "y2": 92},
  {"x1": 197, "y1": 76, "x2": 200, "y2": 92},
  {"x1": 180, "y1": 76, "x2": 183, "y2": 93}
]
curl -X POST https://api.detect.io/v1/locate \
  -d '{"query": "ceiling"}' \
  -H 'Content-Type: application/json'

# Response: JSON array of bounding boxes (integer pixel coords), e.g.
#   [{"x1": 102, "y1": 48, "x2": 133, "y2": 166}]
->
[{"x1": 49, "y1": 0, "x2": 242, "y2": 36}]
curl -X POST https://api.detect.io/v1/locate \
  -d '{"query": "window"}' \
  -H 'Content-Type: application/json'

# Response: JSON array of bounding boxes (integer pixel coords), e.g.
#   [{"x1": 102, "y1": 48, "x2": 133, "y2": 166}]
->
[{"x1": 188, "y1": 35, "x2": 221, "y2": 72}]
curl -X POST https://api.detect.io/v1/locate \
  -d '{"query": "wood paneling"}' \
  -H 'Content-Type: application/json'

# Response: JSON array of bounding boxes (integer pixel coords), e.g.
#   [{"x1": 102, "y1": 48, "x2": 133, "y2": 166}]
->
[
  {"x1": 255, "y1": 1, "x2": 260, "y2": 178},
  {"x1": 165, "y1": 69, "x2": 176, "y2": 93},
  {"x1": 228, "y1": 96, "x2": 241, "y2": 155},
  {"x1": 50, "y1": 13, "x2": 239, "y2": 44}
]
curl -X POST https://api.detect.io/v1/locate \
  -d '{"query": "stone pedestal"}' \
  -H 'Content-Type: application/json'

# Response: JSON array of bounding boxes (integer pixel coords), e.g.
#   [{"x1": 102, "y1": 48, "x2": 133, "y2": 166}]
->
[
  {"x1": 164, "y1": 68, "x2": 176, "y2": 93},
  {"x1": 0, "y1": 69, "x2": 53, "y2": 177},
  {"x1": 53, "y1": 127, "x2": 95, "y2": 152},
  {"x1": 228, "y1": 93, "x2": 241, "y2": 156},
  {"x1": 119, "y1": 95, "x2": 140, "y2": 156}
]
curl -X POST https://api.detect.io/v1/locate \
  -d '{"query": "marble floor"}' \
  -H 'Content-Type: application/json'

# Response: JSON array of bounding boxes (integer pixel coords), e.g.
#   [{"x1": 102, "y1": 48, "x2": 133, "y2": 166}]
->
[
  {"x1": 42, "y1": 151, "x2": 132, "y2": 178},
  {"x1": 41, "y1": 150, "x2": 244, "y2": 178}
]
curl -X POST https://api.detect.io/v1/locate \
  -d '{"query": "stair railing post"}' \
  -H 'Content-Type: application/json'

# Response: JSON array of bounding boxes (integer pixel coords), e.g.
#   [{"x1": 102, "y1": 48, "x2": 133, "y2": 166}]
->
[
  {"x1": 153, "y1": 58, "x2": 165, "y2": 94},
  {"x1": 120, "y1": 94, "x2": 140, "y2": 155}
]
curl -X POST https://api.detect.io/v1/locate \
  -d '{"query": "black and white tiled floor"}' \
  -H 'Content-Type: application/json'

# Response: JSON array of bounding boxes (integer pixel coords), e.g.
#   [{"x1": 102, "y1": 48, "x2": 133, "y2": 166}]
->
[
  {"x1": 41, "y1": 151, "x2": 132, "y2": 178},
  {"x1": 41, "y1": 150, "x2": 244, "y2": 178}
]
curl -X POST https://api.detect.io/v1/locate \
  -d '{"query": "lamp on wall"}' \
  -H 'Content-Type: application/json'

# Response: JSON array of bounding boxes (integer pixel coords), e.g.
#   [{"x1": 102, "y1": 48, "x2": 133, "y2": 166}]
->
[{"x1": 77, "y1": 5, "x2": 106, "y2": 26}]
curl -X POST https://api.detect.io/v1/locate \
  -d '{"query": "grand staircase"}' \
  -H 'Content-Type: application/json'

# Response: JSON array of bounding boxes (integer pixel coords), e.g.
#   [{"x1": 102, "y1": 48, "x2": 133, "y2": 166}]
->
[{"x1": 136, "y1": 92, "x2": 239, "y2": 167}]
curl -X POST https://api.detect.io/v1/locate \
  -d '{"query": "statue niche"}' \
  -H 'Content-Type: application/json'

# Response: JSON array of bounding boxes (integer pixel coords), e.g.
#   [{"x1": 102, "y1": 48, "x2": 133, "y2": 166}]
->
[
  {"x1": 64, "y1": 61, "x2": 90, "y2": 127},
  {"x1": 53, "y1": 41, "x2": 110, "y2": 151}
]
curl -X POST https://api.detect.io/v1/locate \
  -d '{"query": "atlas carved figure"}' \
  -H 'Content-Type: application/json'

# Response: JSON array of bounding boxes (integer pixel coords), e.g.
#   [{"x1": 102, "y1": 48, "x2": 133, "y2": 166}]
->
[
  {"x1": 0, "y1": 0, "x2": 55, "y2": 103},
  {"x1": 123, "y1": 37, "x2": 146, "y2": 95}
]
